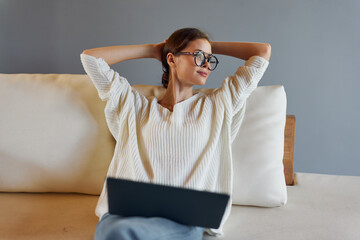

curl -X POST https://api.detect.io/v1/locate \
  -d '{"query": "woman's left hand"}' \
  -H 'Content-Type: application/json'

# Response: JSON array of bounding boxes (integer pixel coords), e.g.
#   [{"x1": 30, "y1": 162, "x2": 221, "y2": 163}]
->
[{"x1": 152, "y1": 40, "x2": 167, "y2": 62}]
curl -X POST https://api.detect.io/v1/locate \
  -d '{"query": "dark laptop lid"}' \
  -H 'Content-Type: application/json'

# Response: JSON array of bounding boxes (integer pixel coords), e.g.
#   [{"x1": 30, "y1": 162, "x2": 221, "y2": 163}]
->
[{"x1": 106, "y1": 177, "x2": 230, "y2": 229}]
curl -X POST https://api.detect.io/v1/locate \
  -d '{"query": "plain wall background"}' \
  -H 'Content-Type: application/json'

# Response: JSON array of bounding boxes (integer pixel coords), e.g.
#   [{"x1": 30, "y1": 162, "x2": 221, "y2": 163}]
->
[{"x1": 1, "y1": 0, "x2": 359, "y2": 176}]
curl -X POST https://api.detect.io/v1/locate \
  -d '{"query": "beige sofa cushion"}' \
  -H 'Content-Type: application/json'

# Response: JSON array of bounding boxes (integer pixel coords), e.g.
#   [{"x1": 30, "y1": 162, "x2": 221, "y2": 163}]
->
[
  {"x1": 0, "y1": 192, "x2": 98, "y2": 239},
  {"x1": 0, "y1": 74, "x2": 286, "y2": 208},
  {"x1": 231, "y1": 85, "x2": 287, "y2": 207},
  {"x1": 0, "y1": 73, "x2": 115, "y2": 194}
]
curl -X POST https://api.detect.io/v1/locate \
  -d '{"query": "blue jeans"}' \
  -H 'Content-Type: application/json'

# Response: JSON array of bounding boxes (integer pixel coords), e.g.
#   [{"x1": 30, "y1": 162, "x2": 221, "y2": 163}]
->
[{"x1": 94, "y1": 213, "x2": 205, "y2": 240}]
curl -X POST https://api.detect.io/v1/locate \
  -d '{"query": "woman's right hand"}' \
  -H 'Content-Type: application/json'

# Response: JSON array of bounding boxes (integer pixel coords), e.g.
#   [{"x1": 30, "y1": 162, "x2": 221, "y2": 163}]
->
[{"x1": 153, "y1": 40, "x2": 167, "y2": 62}]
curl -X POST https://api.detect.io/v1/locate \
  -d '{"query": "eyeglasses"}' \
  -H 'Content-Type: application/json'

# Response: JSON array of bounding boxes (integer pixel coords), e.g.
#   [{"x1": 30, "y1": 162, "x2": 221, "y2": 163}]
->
[{"x1": 173, "y1": 50, "x2": 219, "y2": 71}]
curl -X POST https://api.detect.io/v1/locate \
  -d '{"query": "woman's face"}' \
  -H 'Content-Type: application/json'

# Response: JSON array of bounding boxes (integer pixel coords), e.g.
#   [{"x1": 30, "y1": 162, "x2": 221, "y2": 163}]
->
[{"x1": 169, "y1": 38, "x2": 212, "y2": 87}]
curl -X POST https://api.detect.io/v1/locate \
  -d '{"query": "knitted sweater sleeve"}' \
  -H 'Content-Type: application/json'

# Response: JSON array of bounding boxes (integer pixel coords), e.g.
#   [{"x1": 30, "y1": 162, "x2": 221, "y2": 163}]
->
[
  {"x1": 80, "y1": 53, "x2": 133, "y2": 140},
  {"x1": 218, "y1": 55, "x2": 269, "y2": 116}
]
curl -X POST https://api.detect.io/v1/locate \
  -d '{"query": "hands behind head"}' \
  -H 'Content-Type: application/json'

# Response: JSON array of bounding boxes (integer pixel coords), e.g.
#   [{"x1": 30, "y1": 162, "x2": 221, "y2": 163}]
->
[{"x1": 153, "y1": 40, "x2": 167, "y2": 62}]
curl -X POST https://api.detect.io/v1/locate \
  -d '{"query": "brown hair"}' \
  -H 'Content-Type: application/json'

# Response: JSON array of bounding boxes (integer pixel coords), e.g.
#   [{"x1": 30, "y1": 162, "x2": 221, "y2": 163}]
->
[{"x1": 161, "y1": 28, "x2": 211, "y2": 88}]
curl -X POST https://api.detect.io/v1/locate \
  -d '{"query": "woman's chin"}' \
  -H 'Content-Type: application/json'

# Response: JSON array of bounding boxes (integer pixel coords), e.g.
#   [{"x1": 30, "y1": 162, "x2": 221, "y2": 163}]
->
[{"x1": 196, "y1": 78, "x2": 207, "y2": 86}]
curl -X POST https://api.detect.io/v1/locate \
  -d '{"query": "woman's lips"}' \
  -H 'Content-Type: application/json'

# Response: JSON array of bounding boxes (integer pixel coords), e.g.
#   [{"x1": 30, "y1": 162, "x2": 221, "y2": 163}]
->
[{"x1": 197, "y1": 71, "x2": 208, "y2": 77}]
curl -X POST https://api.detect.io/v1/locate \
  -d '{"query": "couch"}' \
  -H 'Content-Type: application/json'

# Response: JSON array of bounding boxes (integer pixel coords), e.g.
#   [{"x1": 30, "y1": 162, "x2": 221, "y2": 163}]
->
[{"x1": 1, "y1": 73, "x2": 359, "y2": 240}]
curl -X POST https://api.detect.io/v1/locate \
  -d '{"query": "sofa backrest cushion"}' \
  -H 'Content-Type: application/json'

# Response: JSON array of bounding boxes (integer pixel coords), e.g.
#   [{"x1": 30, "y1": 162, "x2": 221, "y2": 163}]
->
[
  {"x1": 0, "y1": 74, "x2": 287, "y2": 207},
  {"x1": 0, "y1": 73, "x2": 115, "y2": 194},
  {"x1": 230, "y1": 85, "x2": 287, "y2": 207}
]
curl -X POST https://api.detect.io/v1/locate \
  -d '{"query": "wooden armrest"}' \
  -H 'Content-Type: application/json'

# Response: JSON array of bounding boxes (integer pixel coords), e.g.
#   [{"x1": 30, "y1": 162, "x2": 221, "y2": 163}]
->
[{"x1": 284, "y1": 115, "x2": 296, "y2": 185}]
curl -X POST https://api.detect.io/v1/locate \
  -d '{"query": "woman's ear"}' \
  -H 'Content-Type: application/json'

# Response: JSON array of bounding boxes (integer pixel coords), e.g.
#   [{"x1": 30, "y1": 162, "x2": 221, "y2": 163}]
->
[{"x1": 166, "y1": 53, "x2": 176, "y2": 67}]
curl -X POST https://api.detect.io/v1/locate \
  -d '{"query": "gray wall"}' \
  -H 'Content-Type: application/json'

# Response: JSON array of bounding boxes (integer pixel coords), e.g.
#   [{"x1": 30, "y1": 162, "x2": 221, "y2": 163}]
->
[{"x1": 1, "y1": 0, "x2": 359, "y2": 176}]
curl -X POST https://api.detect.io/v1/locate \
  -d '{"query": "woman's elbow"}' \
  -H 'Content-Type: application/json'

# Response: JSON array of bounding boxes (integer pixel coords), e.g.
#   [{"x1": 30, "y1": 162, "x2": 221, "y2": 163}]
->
[
  {"x1": 82, "y1": 49, "x2": 92, "y2": 55},
  {"x1": 261, "y1": 43, "x2": 271, "y2": 61}
]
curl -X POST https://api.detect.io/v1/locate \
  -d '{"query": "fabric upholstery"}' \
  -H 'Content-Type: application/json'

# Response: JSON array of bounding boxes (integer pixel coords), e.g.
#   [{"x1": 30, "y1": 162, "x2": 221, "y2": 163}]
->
[
  {"x1": 1, "y1": 173, "x2": 359, "y2": 240},
  {"x1": 0, "y1": 73, "x2": 286, "y2": 207},
  {"x1": 0, "y1": 73, "x2": 116, "y2": 194},
  {"x1": 231, "y1": 85, "x2": 287, "y2": 206}
]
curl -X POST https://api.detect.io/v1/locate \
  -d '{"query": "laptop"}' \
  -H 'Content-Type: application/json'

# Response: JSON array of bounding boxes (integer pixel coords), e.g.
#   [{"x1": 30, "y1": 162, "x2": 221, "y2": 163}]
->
[{"x1": 106, "y1": 177, "x2": 230, "y2": 229}]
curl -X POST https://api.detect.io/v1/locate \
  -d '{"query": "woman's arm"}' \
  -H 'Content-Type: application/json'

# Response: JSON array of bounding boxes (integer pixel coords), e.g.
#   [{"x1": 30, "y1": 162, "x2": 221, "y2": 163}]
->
[
  {"x1": 82, "y1": 42, "x2": 164, "y2": 66},
  {"x1": 211, "y1": 42, "x2": 271, "y2": 61}
]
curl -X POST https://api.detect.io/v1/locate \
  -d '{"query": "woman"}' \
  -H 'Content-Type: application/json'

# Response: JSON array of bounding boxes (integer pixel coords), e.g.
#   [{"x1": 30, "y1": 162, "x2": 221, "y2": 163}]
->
[{"x1": 81, "y1": 27, "x2": 271, "y2": 240}]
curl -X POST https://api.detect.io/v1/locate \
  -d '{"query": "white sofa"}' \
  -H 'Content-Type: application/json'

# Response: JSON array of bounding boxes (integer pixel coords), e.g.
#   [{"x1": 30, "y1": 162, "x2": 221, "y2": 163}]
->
[{"x1": 1, "y1": 73, "x2": 359, "y2": 240}]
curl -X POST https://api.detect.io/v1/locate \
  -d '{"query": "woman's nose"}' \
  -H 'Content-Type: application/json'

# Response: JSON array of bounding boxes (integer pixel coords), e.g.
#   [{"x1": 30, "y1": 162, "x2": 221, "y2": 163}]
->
[{"x1": 202, "y1": 60, "x2": 210, "y2": 69}]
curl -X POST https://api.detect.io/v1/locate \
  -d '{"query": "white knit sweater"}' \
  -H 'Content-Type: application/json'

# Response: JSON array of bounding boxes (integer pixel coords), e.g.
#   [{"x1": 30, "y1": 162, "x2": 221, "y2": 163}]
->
[{"x1": 80, "y1": 53, "x2": 269, "y2": 237}]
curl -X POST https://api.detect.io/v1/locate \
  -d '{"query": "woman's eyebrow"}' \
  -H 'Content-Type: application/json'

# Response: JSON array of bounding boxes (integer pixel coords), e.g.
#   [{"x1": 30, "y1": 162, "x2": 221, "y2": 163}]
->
[{"x1": 194, "y1": 49, "x2": 213, "y2": 55}]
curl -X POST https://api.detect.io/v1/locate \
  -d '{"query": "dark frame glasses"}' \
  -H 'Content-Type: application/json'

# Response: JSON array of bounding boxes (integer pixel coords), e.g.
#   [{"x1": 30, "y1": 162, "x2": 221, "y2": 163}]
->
[{"x1": 173, "y1": 50, "x2": 219, "y2": 71}]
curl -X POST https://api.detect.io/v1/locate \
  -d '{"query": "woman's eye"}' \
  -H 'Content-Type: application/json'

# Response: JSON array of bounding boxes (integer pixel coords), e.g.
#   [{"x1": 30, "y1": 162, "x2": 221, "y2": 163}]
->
[{"x1": 196, "y1": 52, "x2": 204, "y2": 59}]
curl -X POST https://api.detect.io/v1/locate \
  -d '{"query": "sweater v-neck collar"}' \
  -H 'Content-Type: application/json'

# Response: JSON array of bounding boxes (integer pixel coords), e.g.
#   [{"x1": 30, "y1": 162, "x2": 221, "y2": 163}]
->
[{"x1": 155, "y1": 92, "x2": 203, "y2": 113}]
